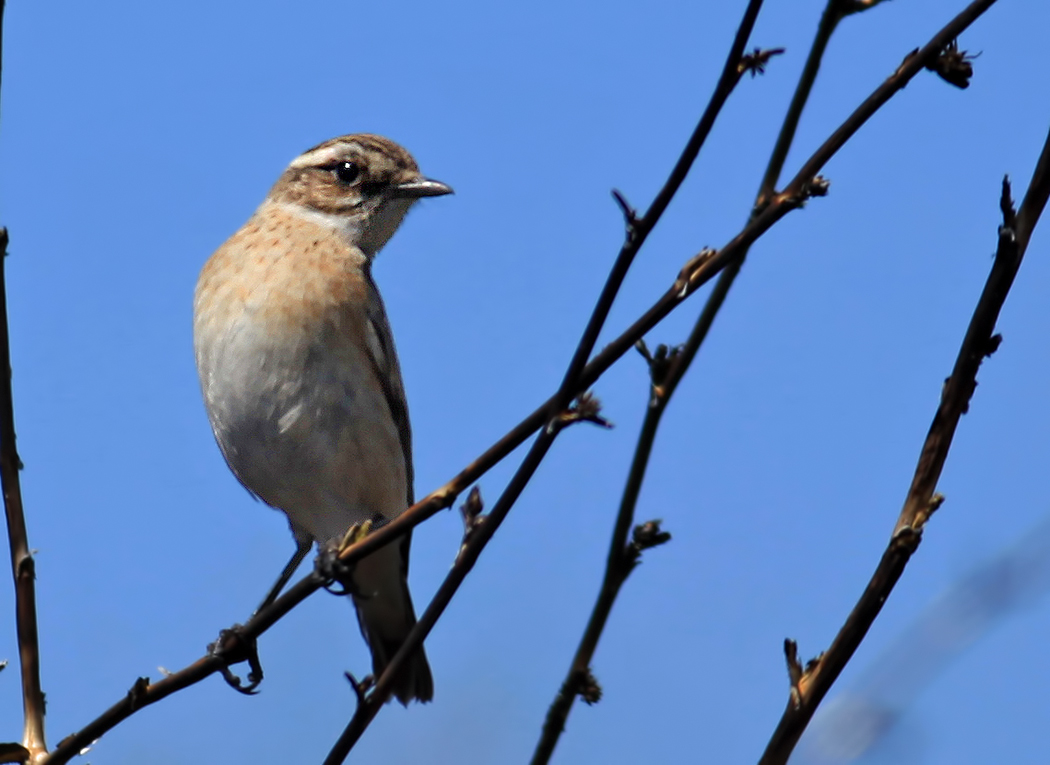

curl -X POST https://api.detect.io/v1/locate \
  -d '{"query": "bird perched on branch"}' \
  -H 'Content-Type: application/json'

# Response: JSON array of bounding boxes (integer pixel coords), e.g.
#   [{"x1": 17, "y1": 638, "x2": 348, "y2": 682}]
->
[{"x1": 193, "y1": 133, "x2": 452, "y2": 704}]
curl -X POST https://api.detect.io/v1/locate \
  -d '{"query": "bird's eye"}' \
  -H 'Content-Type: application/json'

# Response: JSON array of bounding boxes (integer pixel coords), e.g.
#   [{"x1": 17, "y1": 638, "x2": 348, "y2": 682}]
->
[{"x1": 335, "y1": 161, "x2": 360, "y2": 184}]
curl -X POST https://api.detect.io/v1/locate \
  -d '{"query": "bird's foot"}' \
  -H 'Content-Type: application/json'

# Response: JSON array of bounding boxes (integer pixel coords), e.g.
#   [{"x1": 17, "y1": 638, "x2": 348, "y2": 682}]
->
[
  {"x1": 208, "y1": 624, "x2": 264, "y2": 695},
  {"x1": 316, "y1": 520, "x2": 373, "y2": 597}
]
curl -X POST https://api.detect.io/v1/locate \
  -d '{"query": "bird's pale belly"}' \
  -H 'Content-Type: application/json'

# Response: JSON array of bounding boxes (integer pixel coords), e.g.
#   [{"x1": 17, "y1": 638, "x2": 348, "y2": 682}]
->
[{"x1": 200, "y1": 323, "x2": 407, "y2": 543}]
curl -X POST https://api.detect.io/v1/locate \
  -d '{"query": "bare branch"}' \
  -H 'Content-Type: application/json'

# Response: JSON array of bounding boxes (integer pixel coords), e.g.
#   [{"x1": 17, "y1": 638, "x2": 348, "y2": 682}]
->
[
  {"x1": 785, "y1": 0, "x2": 999, "y2": 201},
  {"x1": 532, "y1": 331, "x2": 688, "y2": 764},
  {"x1": 758, "y1": 127, "x2": 1050, "y2": 765},
  {"x1": 1016, "y1": 125, "x2": 1050, "y2": 254},
  {"x1": 757, "y1": 0, "x2": 873, "y2": 209},
  {"x1": 531, "y1": 388, "x2": 672, "y2": 765},
  {"x1": 549, "y1": 0, "x2": 768, "y2": 410},
  {"x1": 0, "y1": 229, "x2": 47, "y2": 765}
]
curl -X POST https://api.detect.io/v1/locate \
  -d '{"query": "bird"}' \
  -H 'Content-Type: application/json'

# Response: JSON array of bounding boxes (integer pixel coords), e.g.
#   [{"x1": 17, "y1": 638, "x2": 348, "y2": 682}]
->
[{"x1": 193, "y1": 133, "x2": 452, "y2": 705}]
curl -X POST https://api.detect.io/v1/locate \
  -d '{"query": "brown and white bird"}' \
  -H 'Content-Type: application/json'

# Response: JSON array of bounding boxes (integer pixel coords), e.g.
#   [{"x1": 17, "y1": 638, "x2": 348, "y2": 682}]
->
[{"x1": 193, "y1": 134, "x2": 452, "y2": 704}]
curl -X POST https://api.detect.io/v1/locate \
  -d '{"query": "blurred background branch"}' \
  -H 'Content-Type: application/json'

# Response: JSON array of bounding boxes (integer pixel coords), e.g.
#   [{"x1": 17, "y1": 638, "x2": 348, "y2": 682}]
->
[{"x1": 794, "y1": 511, "x2": 1050, "y2": 764}]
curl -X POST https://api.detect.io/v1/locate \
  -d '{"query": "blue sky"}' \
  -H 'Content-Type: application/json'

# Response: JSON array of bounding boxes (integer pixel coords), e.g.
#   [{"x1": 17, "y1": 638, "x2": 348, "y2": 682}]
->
[{"x1": 0, "y1": 1, "x2": 1048, "y2": 763}]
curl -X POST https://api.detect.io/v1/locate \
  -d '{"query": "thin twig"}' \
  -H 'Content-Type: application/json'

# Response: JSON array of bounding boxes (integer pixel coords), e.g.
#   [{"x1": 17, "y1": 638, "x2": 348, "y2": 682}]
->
[
  {"x1": 782, "y1": 0, "x2": 992, "y2": 196},
  {"x1": 531, "y1": 342, "x2": 676, "y2": 765},
  {"x1": 0, "y1": 227, "x2": 46, "y2": 763},
  {"x1": 43, "y1": 3, "x2": 1001, "y2": 760},
  {"x1": 549, "y1": 0, "x2": 767, "y2": 408},
  {"x1": 756, "y1": 0, "x2": 852, "y2": 210},
  {"x1": 0, "y1": 1, "x2": 48, "y2": 756},
  {"x1": 758, "y1": 126, "x2": 1050, "y2": 765}
]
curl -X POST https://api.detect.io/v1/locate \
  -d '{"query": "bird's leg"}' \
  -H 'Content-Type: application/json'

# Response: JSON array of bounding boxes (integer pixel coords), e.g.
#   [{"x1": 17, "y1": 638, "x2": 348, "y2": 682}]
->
[
  {"x1": 211, "y1": 540, "x2": 312, "y2": 695},
  {"x1": 255, "y1": 538, "x2": 312, "y2": 614}
]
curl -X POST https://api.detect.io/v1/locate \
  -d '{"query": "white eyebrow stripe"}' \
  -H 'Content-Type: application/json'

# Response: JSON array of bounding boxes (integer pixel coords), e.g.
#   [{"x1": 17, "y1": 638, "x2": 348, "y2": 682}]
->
[{"x1": 288, "y1": 144, "x2": 356, "y2": 170}]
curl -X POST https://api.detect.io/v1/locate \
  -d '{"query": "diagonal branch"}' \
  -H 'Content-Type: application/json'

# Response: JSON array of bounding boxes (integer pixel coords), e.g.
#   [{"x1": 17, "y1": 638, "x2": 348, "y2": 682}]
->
[
  {"x1": 758, "y1": 124, "x2": 1050, "y2": 765},
  {"x1": 549, "y1": 0, "x2": 767, "y2": 406}
]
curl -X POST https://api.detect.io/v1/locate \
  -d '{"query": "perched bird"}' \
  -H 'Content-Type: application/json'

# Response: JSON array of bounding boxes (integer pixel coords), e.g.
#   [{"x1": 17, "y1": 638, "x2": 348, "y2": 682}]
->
[{"x1": 193, "y1": 134, "x2": 452, "y2": 704}]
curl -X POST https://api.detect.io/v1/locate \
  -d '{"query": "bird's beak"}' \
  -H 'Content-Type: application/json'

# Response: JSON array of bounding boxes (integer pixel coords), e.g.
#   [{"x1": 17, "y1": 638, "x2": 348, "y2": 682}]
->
[{"x1": 393, "y1": 178, "x2": 454, "y2": 198}]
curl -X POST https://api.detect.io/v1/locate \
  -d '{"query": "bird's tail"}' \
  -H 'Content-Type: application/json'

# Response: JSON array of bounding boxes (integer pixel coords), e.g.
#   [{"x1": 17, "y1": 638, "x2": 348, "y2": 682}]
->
[{"x1": 350, "y1": 533, "x2": 433, "y2": 705}]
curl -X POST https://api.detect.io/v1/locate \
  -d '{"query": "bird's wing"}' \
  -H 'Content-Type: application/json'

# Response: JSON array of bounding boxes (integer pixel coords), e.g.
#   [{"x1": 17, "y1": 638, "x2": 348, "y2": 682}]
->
[{"x1": 360, "y1": 263, "x2": 414, "y2": 508}]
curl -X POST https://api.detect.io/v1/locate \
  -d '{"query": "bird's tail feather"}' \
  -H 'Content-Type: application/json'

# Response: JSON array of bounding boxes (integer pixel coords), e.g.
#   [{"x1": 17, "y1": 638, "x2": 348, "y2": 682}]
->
[{"x1": 350, "y1": 534, "x2": 433, "y2": 705}]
